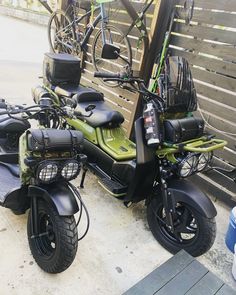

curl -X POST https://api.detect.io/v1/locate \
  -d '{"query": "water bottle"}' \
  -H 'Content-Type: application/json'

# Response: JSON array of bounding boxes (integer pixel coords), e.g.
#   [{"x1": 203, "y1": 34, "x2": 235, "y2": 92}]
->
[
  {"x1": 232, "y1": 244, "x2": 236, "y2": 280},
  {"x1": 225, "y1": 207, "x2": 236, "y2": 253}
]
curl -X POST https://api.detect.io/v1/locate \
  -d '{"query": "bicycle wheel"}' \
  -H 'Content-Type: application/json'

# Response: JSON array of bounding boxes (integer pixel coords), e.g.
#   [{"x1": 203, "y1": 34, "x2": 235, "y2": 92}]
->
[
  {"x1": 92, "y1": 25, "x2": 132, "y2": 87},
  {"x1": 48, "y1": 9, "x2": 77, "y2": 55}
]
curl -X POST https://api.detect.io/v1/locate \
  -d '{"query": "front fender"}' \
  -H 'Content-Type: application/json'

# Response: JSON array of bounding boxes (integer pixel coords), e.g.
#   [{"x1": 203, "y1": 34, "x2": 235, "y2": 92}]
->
[
  {"x1": 28, "y1": 182, "x2": 79, "y2": 216},
  {"x1": 167, "y1": 178, "x2": 217, "y2": 219}
]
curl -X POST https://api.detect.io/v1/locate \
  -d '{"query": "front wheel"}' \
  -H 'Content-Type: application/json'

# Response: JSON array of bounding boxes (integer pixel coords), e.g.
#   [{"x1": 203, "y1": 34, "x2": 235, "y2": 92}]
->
[
  {"x1": 147, "y1": 197, "x2": 216, "y2": 257},
  {"x1": 27, "y1": 199, "x2": 78, "y2": 273}
]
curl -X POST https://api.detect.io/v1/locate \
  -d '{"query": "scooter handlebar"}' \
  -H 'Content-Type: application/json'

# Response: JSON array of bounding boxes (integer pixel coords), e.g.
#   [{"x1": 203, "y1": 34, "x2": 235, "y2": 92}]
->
[{"x1": 94, "y1": 72, "x2": 122, "y2": 79}]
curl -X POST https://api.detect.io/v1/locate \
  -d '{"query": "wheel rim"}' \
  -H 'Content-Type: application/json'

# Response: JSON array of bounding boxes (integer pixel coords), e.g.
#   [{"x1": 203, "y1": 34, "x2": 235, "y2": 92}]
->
[
  {"x1": 35, "y1": 212, "x2": 57, "y2": 258},
  {"x1": 156, "y1": 202, "x2": 199, "y2": 245},
  {"x1": 49, "y1": 13, "x2": 75, "y2": 54}
]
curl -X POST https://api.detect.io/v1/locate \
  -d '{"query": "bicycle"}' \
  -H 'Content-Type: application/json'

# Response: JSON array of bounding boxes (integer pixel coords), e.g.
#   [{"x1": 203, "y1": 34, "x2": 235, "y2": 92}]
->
[
  {"x1": 118, "y1": 0, "x2": 155, "y2": 53},
  {"x1": 148, "y1": 0, "x2": 194, "y2": 93},
  {"x1": 48, "y1": 0, "x2": 132, "y2": 82}
]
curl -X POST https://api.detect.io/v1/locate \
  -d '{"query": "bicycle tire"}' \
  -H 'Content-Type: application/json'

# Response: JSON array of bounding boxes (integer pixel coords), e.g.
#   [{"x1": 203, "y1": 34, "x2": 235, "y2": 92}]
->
[
  {"x1": 92, "y1": 25, "x2": 132, "y2": 87},
  {"x1": 48, "y1": 9, "x2": 77, "y2": 55}
]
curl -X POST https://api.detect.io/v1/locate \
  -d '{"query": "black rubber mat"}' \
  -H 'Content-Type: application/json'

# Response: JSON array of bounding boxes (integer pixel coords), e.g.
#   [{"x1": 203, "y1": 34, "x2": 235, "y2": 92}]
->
[{"x1": 0, "y1": 164, "x2": 20, "y2": 204}]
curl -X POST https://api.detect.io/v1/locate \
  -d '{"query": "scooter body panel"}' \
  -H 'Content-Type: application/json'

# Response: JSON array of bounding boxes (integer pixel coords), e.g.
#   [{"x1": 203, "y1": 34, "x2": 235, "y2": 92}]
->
[
  {"x1": 67, "y1": 117, "x2": 137, "y2": 161},
  {"x1": 125, "y1": 118, "x2": 157, "y2": 202},
  {"x1": 0, "y1": 152, "x2": 18, "y2": 164},
  {"x1": 96, "y1": 127, "x2": 136, "y2": 161},
  {"x1": 28, "y1": 183, "x2": 79, "y2": 216},
  {"x1": 166, "y1": 178, "x2": 217, "y2": 218},
  {"x1": 2, "y1": 187, "x2": 29, "y2": 213},
  {"x1": 67, "y1": 118, "x2": 98, "y2": 144},
  {"x1": 82, "y1": 118, "x2": 158, "y2": 203}
]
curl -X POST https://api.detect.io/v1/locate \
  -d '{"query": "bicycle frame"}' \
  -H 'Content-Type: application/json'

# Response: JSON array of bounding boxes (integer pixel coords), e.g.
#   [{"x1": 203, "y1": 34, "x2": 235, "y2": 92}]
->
[
  {"x1": 120, "y1": 0, "x2": 155, "y2": 50},
  {"x1": 149, "y1": 9, "x2": 176, "y2": 92},
  {"x1": 71, "y1": 3, "x2": 109, "y2": 50},
  {"x1": 149, "y1": 0, "x2": 195, "y2": 93}
]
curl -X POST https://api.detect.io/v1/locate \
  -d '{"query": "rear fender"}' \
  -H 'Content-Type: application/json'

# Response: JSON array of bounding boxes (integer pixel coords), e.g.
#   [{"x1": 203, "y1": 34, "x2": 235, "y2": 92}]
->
[{"x1": 28, "y1": 182, "x2": 79, "y2": 216}]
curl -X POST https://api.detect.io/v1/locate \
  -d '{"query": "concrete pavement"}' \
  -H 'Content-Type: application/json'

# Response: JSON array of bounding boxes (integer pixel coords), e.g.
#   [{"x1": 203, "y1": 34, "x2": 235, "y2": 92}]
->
[{"x1": 0, "y1": 14, "x2": 235, "y2": 294}]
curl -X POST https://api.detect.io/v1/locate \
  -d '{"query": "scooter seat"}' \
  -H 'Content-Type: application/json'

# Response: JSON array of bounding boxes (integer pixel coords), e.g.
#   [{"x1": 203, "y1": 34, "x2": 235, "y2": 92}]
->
[
  {"x1": 55, "y1": 85, "x2": 104, "y2": 102},
  {"x1": 0, "y1": 113, "x2": 30, "y2": 133},
  {"x1": 76, "y1": 101, "x2": 124, "y2": 128}
]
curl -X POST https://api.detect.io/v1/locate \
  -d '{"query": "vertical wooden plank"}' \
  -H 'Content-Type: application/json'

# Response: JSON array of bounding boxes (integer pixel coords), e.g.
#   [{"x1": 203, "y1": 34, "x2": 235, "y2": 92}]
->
[
  {"x1": 139, "y1": 0, "x2": 174, "y2": 82},
  {"x1": 59, "y1": 0, "x2": 68, "y2": 11},
  {"x1": 131, "y1": 0, "x2": 174, "y2": 137}
]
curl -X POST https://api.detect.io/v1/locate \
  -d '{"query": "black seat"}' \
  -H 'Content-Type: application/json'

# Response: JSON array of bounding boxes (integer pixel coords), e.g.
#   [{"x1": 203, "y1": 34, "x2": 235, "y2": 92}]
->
[
  {"x1": 54, "y1": 85, "x2": 104, "y2": 102},
  {"x1": 76, "y1": 101, "x2": 124, "y2": 128},
  {"x1": 0, "y1": 114, "x2": 30, "y2": 133},
  {"x1": 55, "y1": 84, "x2": 124, "y2": 128}
]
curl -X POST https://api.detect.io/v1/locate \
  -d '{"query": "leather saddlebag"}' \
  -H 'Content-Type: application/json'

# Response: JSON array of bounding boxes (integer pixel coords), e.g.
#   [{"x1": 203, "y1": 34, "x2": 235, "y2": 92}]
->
[
  {"x1": 163, "y1": 117, "x2": 204, "y2": 143},
  {"x1": 27, "y1": 129, "x2": 83, "y2": 152}
]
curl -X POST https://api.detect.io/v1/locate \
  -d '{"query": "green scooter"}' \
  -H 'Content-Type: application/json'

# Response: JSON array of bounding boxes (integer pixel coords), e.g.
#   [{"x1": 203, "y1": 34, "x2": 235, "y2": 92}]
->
[{"x1": 34, "y1": 52, "x2": 227, "y2": 256}]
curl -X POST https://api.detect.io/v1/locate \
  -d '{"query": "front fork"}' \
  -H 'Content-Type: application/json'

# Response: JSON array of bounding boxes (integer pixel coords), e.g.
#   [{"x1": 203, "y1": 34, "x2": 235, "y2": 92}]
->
[
  {"x1": 30, "y1": 195, "x2": 48, "y2": 239},
  {"x1": 161, "y1": 177, "x2": 176, "y2": 233},
  {"x1": 30, "y1": 195, "x2": 41, "y2": 239}
]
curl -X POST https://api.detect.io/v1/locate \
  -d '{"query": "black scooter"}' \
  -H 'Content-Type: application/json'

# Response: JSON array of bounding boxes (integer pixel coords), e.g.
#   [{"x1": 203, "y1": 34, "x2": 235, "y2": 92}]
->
[{"x1": 0, "y1": 99, "x2": 89, "y2": 273}]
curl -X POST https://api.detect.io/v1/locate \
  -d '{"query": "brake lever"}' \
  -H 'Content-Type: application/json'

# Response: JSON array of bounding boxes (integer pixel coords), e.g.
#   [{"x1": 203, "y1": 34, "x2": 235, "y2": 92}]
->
[
  {"x1": 120, "y1": 85, "x2": 136, "y2": 93},
  {"x1": 103, "y1": 78, "x2": 124, "y2": 83}
]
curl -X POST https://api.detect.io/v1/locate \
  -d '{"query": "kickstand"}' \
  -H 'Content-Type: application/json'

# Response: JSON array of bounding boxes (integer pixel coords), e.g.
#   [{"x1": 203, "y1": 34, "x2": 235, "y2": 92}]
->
[{"x1": 80, "y1": 166, "x2": 88, "y2": 188}]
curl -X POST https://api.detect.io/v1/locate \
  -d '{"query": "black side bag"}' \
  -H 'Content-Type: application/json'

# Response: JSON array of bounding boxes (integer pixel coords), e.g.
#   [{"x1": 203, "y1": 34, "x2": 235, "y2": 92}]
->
[
  {"x1": 164, "y1": 117, "x2": 204, "y2": 143},
  {"x1": 163, "y1": 56, "x2": 197, "y2": 113},
  {"x1": 27, "y1": 129, "x2": 83, "y2": 152}
]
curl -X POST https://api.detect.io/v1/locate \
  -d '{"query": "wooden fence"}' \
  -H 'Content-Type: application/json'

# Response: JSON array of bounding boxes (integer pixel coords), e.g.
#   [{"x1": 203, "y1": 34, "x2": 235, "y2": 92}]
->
[
  {"x1": 78, "y1": 0, "x2": 164, "y2": 137},
  {"x1": 170, "y1": 0, "x2": 236, "y2": 202},
  {"x1": 57, "y1": 0, "x2": 236, "y2": 202}
]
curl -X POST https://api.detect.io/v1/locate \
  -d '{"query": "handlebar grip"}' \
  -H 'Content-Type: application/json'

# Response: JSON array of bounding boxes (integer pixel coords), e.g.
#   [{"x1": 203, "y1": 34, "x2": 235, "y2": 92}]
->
[
  {"x1": 94, "y1": 72, "x2": 121, "y2": 79},
  {"x1": 74, "y1": 110, "x2": 82, "y2": 117}
]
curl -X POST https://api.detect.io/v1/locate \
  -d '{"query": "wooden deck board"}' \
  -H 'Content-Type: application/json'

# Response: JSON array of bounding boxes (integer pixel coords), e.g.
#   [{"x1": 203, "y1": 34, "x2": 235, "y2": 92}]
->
[
  {"x1": 154, "y1": 260, "x2": 208, "y2": 295},
  {"x1": 185, "y1": 272, "x2": 224, "y2": 295},
  {"x1": 216, "y1": 284, "x2": 236, "y2": 295},
  {"x1": 123, "y1": 250, "x2": 235, "y2": 295},
  {"x1": 123, "y1": 250, "x2": 194, "y2": 295}
]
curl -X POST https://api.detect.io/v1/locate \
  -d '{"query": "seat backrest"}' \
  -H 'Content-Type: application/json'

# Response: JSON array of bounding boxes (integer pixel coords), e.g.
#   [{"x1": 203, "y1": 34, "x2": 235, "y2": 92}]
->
[{"x1": 73, "y1": 88, "x2": 104, "y2": 103}]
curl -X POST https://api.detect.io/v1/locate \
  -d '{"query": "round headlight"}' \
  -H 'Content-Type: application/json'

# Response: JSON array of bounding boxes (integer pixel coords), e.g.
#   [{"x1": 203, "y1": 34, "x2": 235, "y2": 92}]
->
[
  {"x1": 61, "y1": 160, "x2": 80, "y2": 181},
  {"x1": 37, "y1": 161, "x2": 58, "y2": 183},
  {"x1": 179, "y1": 155, "x2": 198, "y2": 178},
  {"x1": 197, "y1": 152, "x2": 212, "y2": 172}
]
